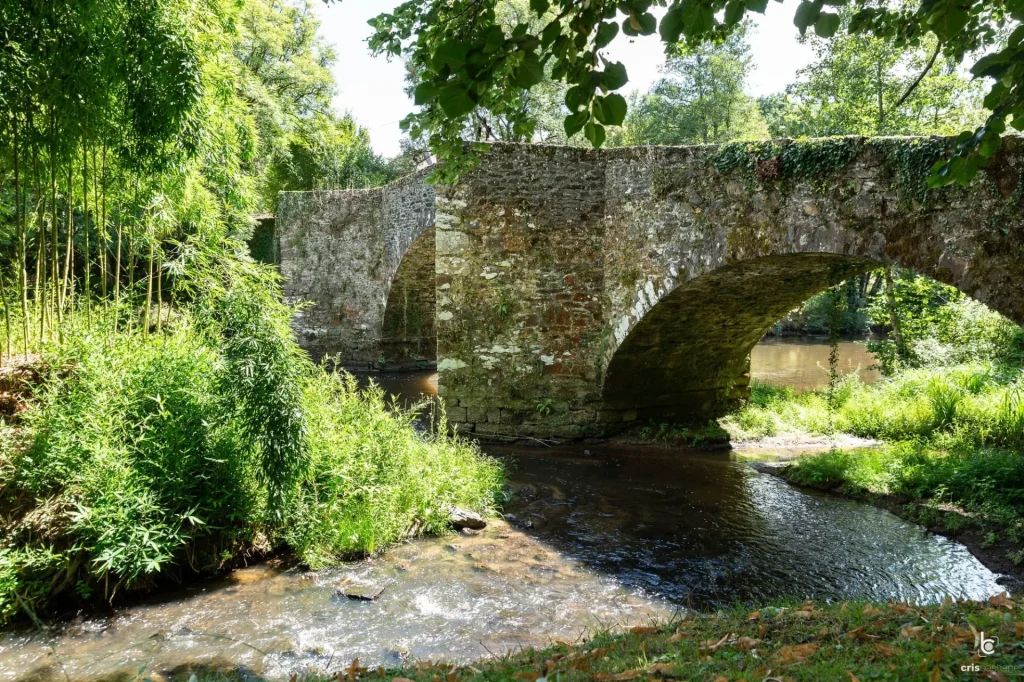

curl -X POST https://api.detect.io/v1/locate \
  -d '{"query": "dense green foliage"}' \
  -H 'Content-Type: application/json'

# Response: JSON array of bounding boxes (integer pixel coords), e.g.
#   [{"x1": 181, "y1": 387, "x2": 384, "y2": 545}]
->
[
  {"x1": 725, "y1": 365, "x2": 1024, "y2": 448},
  {"x1": 173, "y1": 597, "x2": 1024, "y2": 682},
  {"x1": 787, "y1": 442, "x2": 1024, "y2": 553},
  {"x1": 614, "y1": 22, "x2": 768, "y2": 146},
  {"x1": 0, "y1": 0, "x2": 502, "y2": 628},
  {"x1": 866, "y1": 270, "x2": 1024, "y2": 373},
  {"x1": 360, "y1": 0, "x2": 1023, "y2": 184},
  {"x1": 761, "y1": 13, "x2": 986, "y2": 139},
  {"x1": 0, "y1": 272, "x2": 502, "y2": 622},
  {"x1": 0, "y1": 0, "x2": 392, "y2": 360}
]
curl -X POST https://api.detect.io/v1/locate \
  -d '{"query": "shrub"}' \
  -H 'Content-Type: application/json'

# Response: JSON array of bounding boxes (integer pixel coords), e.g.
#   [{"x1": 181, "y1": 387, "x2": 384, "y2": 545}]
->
[
  {"x1": 0, "y1": 261, "x2": 504, "y2": 623},
  {"x1": 283, "y1": 374, "x2": 503, "y2": 568}
]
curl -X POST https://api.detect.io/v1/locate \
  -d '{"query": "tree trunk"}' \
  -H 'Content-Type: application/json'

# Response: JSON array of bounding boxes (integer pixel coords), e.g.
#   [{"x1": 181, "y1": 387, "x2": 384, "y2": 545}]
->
[{"x1": 884, "y1": 265, "x2": 905, "y2": 356}]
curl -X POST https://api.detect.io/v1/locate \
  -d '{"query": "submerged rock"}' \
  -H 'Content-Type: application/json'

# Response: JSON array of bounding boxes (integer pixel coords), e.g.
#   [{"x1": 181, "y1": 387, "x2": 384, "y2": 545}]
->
[
  {"x1": 449, "y1": 506, "x2": 487, "y2": 530},
  {"x1": 335, "y1": 583, "x2": 386, "y2": 601}
]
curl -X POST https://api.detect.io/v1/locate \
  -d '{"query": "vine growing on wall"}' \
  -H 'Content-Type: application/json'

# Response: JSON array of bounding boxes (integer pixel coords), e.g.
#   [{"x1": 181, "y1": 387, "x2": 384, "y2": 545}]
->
[
  {"x1": 708, "y1": 138, "x2": 863, "y2": 192},
  {"x1": 869, "y1": 137, "x2": 952, "y2": 205}
]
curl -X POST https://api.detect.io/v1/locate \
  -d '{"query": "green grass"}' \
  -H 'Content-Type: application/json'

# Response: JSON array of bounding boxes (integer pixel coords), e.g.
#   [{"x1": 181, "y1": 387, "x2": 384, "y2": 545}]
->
[
  {"x1": 0, "y1": 296, "x2": 502, "y2": 624},
  {"x1": 723, "y1": 366, "x2": 1024, "y2": 448},
  {"x1": 163, "y1": 597, "x2": 1024, "y2": 682}
]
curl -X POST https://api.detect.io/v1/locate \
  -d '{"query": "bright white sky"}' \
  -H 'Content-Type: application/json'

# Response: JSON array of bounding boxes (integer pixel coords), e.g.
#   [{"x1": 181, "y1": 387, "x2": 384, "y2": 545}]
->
[{"x1": 312, "y1": 1, "x2": 816, "y2": 157}]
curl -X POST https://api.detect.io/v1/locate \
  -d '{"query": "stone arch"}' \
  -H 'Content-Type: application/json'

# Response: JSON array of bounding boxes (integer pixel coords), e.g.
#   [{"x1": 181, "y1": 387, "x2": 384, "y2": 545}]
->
[
  {"x1": 600, "y1": 253, "x2": 879, "y2": 421},
  {"x1": 380, "y1": 226, "x2": 437, "y2": 369},
  {"x1": 276, "y1": 172, "x2": 435, "y2": 367}
]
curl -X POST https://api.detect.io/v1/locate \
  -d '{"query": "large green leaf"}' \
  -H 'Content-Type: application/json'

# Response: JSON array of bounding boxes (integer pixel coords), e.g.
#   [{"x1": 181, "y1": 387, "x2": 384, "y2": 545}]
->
[
  {"x1": 514, "y1": 57, "x2": 545, "y2": 88},
  {"x1": 814, "y1": 12, "x2": 840, "y2": 38},
  {"x1": 594, "y1": 93, "x2": 627, "y2": 126},
  {"x1": 413, "y1": 82, "x2": 440, "y2": 105},
  {"x1": 794, "y1": 1, "x2": 823, "y2": 35},
  {"x1": 438, "y1": 85, "x2": 475, "y2": 117},
  {"x1": 602, "y1": 61, "x2": 628, "y2": 91}
]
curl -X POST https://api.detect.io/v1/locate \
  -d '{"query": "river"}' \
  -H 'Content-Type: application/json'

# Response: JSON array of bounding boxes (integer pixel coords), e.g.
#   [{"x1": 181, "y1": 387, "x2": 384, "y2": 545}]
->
[{"x1": 0, "y1": 337, "x2": 1007, "y2": 681}]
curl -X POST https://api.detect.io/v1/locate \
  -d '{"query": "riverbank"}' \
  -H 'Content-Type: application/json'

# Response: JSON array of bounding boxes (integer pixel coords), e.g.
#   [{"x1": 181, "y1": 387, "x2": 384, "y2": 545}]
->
[
  {"x1": 720, "y1": 368, "x2": 1024, "y2": 586},
  {"x1": 163, "y1": 595, "x2": 1024, "y2": 682}
]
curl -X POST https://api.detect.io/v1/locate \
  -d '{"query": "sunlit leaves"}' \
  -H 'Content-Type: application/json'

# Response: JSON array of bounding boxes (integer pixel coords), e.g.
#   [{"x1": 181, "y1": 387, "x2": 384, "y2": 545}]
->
[{"x1": 353, "y1": 0, "x2": 1024, "y2": 188}]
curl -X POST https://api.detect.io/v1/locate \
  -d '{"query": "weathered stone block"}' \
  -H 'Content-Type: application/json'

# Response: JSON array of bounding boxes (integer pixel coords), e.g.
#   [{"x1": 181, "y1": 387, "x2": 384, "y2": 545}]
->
[{"x1": 466, "y1": 407, "x2": 489, "y2": 423}]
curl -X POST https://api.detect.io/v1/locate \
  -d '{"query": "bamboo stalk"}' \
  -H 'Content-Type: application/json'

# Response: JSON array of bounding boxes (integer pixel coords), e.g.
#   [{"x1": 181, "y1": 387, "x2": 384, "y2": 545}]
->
[{"x1": 81, "y1": 131, "x2": 91, "y2": 328}]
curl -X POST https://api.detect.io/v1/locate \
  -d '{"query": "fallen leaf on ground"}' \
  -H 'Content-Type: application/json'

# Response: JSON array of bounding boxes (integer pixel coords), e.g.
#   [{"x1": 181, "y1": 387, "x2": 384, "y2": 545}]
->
[
  {"x1": 929, "y1": 667, "x2": 940, "y2": 682},
  {"x1": 990, "y1": 592, "x2": 1013, "y2": 609},
  {"x1": 1016, "y1": 621, "x2": 1024, "y2": 638},
  {"x1": 847, "y1": 671, "x2": 860, "y2": 682},
  {"x1": 748, "y1": 610, "x2": 760, "y2": 621},
  {"x1": 646, "y1": 663, "x2": 684, "y2": 678},
  {"x1": 735, "y1": 636, "x2": 760, "y2": 651},
  {"x1": 668, "y1": 632, "x2": 691, "y2": 642},
  {"x1": 862, "y1": 605, "x2": 884, "y2": 617},
  {"x1": 873, "y1": 642, "x2": 893, "y2": 658},
  {"x1": 985, "y1": 671, "x2": 1009, "y2": 682},
  {"x1": 391, "y1": 678, "x2": 415, "y2": 682},
  {"x1": 900, "y1": 625, "x2": 925, "y2": 639},
  {"x1": 775, "y1": 643, "x2": 818, "y2": 664},
  {"x1": 630, "y1": 626, "x2": 657, "y2": 635}
]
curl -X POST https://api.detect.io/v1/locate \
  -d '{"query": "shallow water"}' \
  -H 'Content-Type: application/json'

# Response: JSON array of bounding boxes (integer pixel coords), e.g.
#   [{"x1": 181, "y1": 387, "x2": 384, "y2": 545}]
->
[
  {"x1": 0, "y1": 446, "x2": 1004, "y2": 681},
  {"x1": 0, "y1": 339, "x2": 1004, "y2": 681}
]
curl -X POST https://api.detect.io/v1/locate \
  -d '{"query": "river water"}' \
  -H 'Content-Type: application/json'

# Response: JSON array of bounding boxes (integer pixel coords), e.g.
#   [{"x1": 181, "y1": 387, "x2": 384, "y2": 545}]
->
[{"x1": 0, "y1": 338, "x2": 1007, "y2": 681}]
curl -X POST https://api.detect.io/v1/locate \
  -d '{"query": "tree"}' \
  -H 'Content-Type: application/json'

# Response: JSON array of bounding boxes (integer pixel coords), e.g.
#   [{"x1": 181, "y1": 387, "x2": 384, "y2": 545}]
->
[
  {"x1": 772, "y1": 24, "x2": 986, "y2": 138},
  {"x1": 235, "y1": 0, "x2": 392, "y2": 211},
  {"x1": 348, "y1": 0, "x2": 1023, "y2": 185},
  {"x1": 262, "y1": 112, "x2": 395, "y2": 205},
  {"x1": 615, "y1": 22, "x2": 768, "y2": 145}
]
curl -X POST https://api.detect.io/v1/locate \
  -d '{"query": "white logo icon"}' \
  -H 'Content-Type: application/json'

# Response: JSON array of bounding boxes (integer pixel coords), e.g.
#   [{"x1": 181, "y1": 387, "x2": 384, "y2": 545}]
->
[{"x1": 976, "y1": 631, "x2": 998, "y2": 657}]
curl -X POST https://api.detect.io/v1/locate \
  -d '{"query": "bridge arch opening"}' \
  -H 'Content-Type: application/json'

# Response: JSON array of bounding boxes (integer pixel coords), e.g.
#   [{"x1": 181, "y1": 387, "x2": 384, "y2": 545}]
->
[
  {"x1": 380, "y1": 226, "x2": 437, "y2": 369},
  {"x1": 601, "y1": 253, "x2": 883, "y2": 422},
  {"x1": 601, "y1": 251, "x2": 1024, "y2": 424}
]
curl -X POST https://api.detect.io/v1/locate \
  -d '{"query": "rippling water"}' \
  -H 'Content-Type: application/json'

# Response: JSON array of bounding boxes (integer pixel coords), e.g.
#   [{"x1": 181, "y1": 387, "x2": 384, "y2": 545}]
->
[{"x1": 0, "y1": 446, "x2": 1004, "y2": 681}]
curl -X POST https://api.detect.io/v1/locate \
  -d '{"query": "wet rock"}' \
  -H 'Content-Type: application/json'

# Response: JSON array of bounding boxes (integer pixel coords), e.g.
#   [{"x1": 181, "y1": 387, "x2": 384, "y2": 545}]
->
[
  {"x1": 334, "y1": 583, "x2": 386, "y2": 601},
  {"x1": 449, "y1": 506, "x2": 487, "y2": 530}
]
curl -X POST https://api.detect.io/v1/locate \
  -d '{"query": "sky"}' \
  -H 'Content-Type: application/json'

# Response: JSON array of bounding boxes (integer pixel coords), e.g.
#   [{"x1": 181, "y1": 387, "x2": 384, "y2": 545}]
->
[{"x1": 312, "y1": 2, "x2": 817, "y2": 157}]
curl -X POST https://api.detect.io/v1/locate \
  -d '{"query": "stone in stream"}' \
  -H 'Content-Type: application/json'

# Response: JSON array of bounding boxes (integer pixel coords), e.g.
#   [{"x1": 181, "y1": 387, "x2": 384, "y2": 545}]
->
[
  {"x1": 334, "y1": 583, "x2": 386, "y2": 601},
  {"x1": 449, "y1": 506, "x2": 487, "y2": 530}
]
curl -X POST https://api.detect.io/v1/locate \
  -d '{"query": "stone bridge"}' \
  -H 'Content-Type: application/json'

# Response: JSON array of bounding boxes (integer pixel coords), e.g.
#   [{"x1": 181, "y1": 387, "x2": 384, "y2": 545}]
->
[{"x1": 276, "y1": 137, "x2": 1024, "y2": 437}]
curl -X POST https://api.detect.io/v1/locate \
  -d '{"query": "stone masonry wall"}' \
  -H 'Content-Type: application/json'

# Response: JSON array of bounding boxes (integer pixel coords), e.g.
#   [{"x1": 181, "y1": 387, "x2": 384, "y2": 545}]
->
[
  {"x1": 435, "y1": 138, "x2": 1024, "y2": 436},
  {"x1": 278, "y1": 137, "x2": 1024, "y2": 437},
  {"x1": 277, "y1": 172, "x2": 435, "y2": 366}
]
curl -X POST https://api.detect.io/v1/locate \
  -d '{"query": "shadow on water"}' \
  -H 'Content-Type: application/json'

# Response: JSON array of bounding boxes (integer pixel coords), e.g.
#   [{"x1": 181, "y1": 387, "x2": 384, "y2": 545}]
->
[{"x1": 494, "y1": 444, "x2": 1001, "y2": 607}]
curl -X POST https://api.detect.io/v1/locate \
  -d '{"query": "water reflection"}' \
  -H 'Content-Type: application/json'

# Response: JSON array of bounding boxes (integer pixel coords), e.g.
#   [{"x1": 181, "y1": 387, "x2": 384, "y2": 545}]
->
[
  {"x1": 751, "y1": 337, "x2": 880, "y2": 392},
  {"x1": 497, "y1": 446, "x2": 1000, "y2": 606}
]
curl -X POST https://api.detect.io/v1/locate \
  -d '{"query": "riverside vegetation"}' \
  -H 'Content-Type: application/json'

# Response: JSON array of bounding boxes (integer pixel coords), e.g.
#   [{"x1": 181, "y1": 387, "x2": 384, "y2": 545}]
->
[
  {"x1": 0, "y1": 0, "x2": 500, "y2": 626},
  {"x1": 723, "y1": 275, "x2": 1024, "y2": 570},
  {"x1": 0, "y1": 262, "x2": 502, "y2": 625}
]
